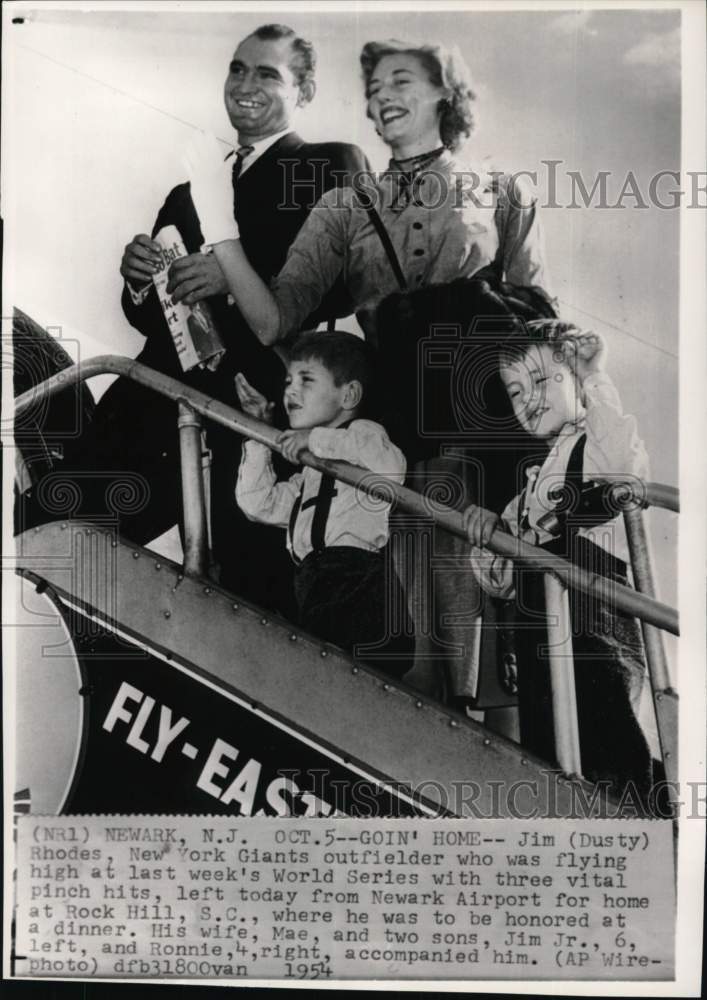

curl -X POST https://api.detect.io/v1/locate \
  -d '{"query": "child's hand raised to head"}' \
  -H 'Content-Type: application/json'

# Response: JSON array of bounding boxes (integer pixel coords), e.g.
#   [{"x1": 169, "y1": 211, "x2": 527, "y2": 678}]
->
[
  {"x1": 234, "y1": 373, "x2": 274, "y2": 424},
  {"x1": 279, "y1": 429, "x2": 311, "y2": 465},
  {"x1": 560, "y1": 330, "x2": 607, "y2": 382}
]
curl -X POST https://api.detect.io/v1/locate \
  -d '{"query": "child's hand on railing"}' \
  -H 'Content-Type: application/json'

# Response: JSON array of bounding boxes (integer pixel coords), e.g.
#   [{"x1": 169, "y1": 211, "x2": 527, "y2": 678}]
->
[
  {"x1": 234, "y1": 373, "x2": 274, "y2": 424},
  {"x1": 463, "y1": 504, "x2": 515, "y2": 596},
  {"x1": 278, "y1": 429, "x2": 311, "y2": 465},
  {"x1": 561, "y1": 330, "x2": 607, "y2": 383},
  {"x1": 463, "y1": 503, "x2": 501, "y2": 550}
]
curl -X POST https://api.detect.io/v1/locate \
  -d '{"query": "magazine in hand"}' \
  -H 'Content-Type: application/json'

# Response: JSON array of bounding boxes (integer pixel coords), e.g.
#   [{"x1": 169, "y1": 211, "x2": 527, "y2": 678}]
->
[{"x1": 152, "y1": 225, "x2": 225, "y2": 372}]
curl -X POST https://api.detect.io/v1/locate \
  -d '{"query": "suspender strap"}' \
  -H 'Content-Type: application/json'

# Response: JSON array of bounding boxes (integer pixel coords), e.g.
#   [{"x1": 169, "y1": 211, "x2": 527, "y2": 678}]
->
[
  {"x1": 288, "y1": 474, "x2": 339, "y2": 563},
  {"x1": 309, "y1": 474, "x2": 338, "y2": 553},
  {"x1": 288, "y1": 418, "x2": 355, "y2": 562},
  {"x1": 364, "y1": 208, "x2": 408, "y2": 291},
  {"x1": 566, "y1": 433, "x2": 587, "y2": 484},
  {"x1": 560, "y1": 433, "x2": 587, "y2": 543},
  {"x1": 489, "y1": 176, "x2": 507, "y2": 281},
  {"x1": 287, "y1": 483, "x2": 305, "y2": 565},
  {"x1": 520, "y1": 434, "x2": 587, "y2": 538},
  {"x1": 564, "y1": 432, "x2": 619, "y2": 530},
  {"x1": 352, "y1": 179, "x2": 408, "y2": 292}
]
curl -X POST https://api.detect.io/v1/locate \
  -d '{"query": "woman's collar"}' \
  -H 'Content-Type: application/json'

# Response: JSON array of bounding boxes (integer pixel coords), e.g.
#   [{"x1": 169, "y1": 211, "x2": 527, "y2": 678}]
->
[{"x1": 388, "y1": 146, "x2": 447, "y2": 172}]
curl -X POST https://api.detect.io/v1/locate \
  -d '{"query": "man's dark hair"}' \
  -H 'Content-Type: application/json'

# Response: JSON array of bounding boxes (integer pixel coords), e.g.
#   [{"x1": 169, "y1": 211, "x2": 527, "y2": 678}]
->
[
  {"x1": 251, "y1": 24, "x2": 316, "y2": 86},
  {"x1": 288, "y1": 330, "x2": 376, "y2": 405}
]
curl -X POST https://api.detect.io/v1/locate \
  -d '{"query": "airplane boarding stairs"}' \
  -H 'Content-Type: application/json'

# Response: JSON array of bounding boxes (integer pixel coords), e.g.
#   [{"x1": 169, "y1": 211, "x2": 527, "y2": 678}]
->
[{"x1": 13, "y1": 356, "x2": 679, "y2": 819}]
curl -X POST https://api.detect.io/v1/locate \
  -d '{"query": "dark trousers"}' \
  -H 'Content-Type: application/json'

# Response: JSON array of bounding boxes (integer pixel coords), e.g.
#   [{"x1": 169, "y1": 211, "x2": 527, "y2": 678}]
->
[
  {"x1": 514, "y1": 536, "x2": 652, "y2": 801},
  {"x1": 294, "y1": 546, "x2": 414, "y2": 679}
]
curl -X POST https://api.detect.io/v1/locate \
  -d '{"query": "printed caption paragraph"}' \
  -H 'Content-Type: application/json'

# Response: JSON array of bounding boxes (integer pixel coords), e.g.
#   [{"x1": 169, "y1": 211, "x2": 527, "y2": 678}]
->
[{"x1": 14, "y1": 817, "x2": 674, "y2": 981}]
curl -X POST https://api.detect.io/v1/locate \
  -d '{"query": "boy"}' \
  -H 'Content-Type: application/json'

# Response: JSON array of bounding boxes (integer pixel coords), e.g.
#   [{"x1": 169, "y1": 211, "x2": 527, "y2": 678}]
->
[
  {"x1": 463, "y1": 320, "x2": 653, "y2": 800},
  {"x1": 235, "y1": 330, "x2": 412, "y2": 678}
]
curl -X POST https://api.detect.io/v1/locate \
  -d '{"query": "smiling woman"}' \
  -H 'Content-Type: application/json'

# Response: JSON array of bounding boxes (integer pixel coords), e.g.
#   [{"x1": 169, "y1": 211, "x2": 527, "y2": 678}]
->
[{"x1": 361, "y1": 39, "x2": 475, "y2": 158}]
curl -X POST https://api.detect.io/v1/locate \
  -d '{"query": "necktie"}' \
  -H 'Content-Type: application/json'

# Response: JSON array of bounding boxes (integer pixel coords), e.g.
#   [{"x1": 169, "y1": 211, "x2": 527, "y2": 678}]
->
[{"x1": 232, "y1": 144, "x2": 255, "y2": 183}]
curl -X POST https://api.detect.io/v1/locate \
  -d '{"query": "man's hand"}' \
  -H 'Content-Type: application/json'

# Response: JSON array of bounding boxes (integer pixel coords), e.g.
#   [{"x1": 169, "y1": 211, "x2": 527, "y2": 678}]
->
[
  {"x1": 167, "y1": 254, "x2": 229, "y2": 305},
  {"x1": 561, "y1": 330, "x2": 607, "y2": 382},
  {"x1": 279, "y1": 429, "x2": 311, "y2": 465},
  {"x1": 234, "y1": 373, "x2": 274, "y2": 424},
  {"x1": 120, "y1": 234, "x2": 162, "y2": 286}
]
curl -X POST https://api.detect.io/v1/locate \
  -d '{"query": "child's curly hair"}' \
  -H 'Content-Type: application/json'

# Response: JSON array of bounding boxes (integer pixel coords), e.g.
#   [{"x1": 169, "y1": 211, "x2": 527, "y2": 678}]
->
[
  {"x1": 499, "y1": 319, "x2": 581, "y2": 365},
  {"x1": 360, "y1": 40, "x2": 476, "y2": 152}
]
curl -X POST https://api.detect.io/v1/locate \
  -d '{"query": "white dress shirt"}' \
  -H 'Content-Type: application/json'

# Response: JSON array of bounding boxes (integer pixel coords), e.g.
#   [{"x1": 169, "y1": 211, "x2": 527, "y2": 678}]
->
[{"x1": 236, "y1": 420, "x2": 406, "y2": 564}]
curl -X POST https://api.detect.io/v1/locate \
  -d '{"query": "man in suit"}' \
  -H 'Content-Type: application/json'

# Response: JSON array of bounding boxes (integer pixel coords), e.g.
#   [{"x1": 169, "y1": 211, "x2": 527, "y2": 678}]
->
[{"x1": 77, "y1": 23, "x2": 367, "y2": 610}]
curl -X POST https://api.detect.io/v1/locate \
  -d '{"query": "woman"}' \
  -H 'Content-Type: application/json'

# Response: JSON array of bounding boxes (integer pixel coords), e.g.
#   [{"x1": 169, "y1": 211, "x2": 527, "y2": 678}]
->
[{"x1": 187, "y1": 39, "x2": 553, "y2": 709}]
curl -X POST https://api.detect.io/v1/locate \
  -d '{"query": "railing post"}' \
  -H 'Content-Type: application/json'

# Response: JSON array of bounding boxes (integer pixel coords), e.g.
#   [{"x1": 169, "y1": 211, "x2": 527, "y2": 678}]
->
[
  {"x1": 178, "y1": 401, "x2": 208, "y2": 578},
  {"x1": 623, "y1": 506, "x2": 678, "y2": 788},
  {"x1": 544, "y1": 573, "x2": 583, "y2": 778}
]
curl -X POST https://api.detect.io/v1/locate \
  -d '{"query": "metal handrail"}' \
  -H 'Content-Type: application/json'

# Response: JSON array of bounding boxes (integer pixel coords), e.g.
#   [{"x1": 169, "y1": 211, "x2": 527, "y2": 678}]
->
[
  {"x1": 15, "y1": 355, "x2": 679, "y2": 637},
  {"x1": 644, "y1": 482, "x2": 679, "y2": 513}
]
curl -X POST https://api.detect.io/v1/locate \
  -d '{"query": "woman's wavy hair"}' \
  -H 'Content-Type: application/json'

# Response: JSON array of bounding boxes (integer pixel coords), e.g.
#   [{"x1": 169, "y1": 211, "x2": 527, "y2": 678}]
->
[{"x1": 360, "y1": 40, "x2": 476, "y2": 152}]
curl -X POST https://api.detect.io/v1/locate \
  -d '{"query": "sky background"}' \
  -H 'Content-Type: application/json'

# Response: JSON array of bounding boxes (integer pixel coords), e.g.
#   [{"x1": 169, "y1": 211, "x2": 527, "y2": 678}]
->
[{"x1": 4, "y1": 2, "x2": 683, "y2": 609}]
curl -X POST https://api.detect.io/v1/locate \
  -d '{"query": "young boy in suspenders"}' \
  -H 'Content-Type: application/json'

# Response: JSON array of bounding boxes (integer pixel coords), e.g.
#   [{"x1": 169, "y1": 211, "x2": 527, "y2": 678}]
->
[
  {"x1": 235, "y1": 330, "x2": 412, "y2": 677},
  {"x1": 463, "y1": 320, "x2": 653, "y2": 801}
]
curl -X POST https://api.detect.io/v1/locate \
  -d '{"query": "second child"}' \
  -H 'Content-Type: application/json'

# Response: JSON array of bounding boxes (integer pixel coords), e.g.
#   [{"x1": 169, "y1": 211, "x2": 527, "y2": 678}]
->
[{"x1": 463, "y1": 320, "x2": 653, "y2": 800}]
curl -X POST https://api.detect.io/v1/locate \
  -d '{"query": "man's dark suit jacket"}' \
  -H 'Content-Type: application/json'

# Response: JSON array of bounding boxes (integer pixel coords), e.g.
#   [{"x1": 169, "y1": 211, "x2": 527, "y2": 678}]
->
[{"x1": 66, "y1": 132, "x2": 368, "y2": 611}]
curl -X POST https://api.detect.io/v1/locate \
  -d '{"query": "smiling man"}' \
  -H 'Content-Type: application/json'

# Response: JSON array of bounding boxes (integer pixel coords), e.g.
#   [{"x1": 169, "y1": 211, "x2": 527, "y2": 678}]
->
[
  {"x1": 223, "y1": 30, "x2": 315, "y2": 145},
  {"x1": 82, "y1": 24, "x2": 368, "y2": 610}
]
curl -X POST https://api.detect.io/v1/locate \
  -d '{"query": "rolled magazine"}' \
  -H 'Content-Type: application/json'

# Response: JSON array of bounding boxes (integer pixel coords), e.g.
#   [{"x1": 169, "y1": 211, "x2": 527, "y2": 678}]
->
[{"x1": 152, "y1": 225, "x2": 226, "y2": 372}]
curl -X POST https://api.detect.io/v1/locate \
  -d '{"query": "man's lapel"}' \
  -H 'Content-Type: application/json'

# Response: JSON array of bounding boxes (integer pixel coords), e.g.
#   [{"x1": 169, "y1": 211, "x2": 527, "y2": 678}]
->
[
  {"x1": 264, "y1": 131, "x2": 305, "y2": 159},
  {"x1": 237, "y1": 131, "x2": 305, "y2": 191}
]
